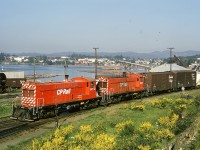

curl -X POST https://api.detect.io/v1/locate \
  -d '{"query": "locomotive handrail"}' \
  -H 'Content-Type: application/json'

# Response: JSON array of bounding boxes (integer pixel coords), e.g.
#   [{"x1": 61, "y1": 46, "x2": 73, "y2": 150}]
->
[
  {"x1": 31, "y1": 98, "x2": 44, "y2": 116},
  {"x1": 37, "y1": 98, "x2": 38, "y2": 114}
]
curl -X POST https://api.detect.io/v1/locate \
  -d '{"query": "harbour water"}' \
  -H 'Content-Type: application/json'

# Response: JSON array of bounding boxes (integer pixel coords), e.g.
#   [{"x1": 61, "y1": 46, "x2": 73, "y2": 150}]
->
[
  {"x1": 1, "y1": 64, "x2": 146, "y2": 82},
  {"x1": 1, "y1": 64, "x2": 95, "y2": 82}
]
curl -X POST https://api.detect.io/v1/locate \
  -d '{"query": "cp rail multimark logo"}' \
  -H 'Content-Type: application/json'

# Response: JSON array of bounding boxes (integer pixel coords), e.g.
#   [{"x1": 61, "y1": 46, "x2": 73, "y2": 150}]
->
[{"x1": 57, "y1": 89, "x2": 71, "y2": 95}]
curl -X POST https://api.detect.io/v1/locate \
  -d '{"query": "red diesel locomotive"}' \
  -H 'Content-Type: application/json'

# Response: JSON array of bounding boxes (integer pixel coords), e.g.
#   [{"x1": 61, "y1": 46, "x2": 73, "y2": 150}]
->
[
  {"x1": 12, "y1": 73, "x2": 144, "y2": 121},
  {"x1": 98, "y1": 73, "x2": 144, "y2": 104}
]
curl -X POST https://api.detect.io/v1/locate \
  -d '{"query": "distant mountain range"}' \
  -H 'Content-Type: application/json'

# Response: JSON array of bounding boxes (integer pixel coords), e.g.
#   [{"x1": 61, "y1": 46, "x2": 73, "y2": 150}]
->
[{"x1": 14, "y1": 50, "x2": 200, "y2": 59}]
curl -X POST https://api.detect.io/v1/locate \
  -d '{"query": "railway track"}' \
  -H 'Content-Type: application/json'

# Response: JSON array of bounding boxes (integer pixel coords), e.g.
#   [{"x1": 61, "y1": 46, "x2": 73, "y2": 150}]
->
[
  {"x1": 0, "y1": 116, "x2": 29, "y2": 139},
  {"x1": 0, "y1": 114, "x2": 69, "y2": 139},
  {"x1": 0, "y1": 109, "x2": 94, "y2": 140}
]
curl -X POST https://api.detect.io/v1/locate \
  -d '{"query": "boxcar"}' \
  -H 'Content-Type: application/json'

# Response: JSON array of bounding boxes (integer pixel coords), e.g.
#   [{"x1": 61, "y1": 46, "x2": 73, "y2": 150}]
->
[
  {"x1": 0, "y1": 71, "x2": 26, "y2": 89},
  {"x1": 173, "y1": 70, "x2": 196, "y2": 89},
  {"x1": 6, "y1": 78, "x2": 26, "y2": 89},
  {"x1": 142, "y1": 72, "x2": 175, "y2": 93},
  {"x1": 197, "y1": 71, "x2": 200, "y2": 87},
  {"x1": 0, "y1": 73, "x2": 6, "y2": 93}
]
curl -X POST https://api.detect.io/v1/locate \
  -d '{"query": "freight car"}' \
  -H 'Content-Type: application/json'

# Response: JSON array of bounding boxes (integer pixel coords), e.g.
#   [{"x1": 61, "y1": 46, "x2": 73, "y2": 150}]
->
[
  {"x1": 5, "y1": 78, "x2": 26, "y2": 91},
  {"x1": 141, "y1": 70, "x2": 196, "y2": 95},
  {"x1": 142, "y1": 72, "x2": 175, "y2": 94},
  {"x1": 0, "y1": 71, "x2": 26, "y2": 92},
  {"x1": 0, "y1": 73, "x2": 6, "y2": 93},
  {"x1": 173, "y1": 70, "x2": 196, "y2": 90},
  {"x1": 197, "y1": 72, "x2": 200, "y2": 87}
]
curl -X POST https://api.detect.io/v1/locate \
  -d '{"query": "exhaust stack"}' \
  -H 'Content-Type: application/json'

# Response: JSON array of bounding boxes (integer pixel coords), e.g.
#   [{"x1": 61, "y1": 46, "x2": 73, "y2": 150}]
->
[{"x1": 65, "y1": 75, "x2": 69, "y2": 82}]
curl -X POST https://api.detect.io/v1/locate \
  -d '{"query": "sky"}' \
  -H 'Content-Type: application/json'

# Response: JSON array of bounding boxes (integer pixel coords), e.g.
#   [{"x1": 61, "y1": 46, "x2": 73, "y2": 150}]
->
[{"x1": 0, "y1": 0, "x2": 200, "y2": 53}]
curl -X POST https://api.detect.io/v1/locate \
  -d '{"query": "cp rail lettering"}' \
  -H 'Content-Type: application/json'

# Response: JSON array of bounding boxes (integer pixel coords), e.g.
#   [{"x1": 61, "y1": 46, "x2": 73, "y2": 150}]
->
[
  {"x1": 120, "y1": 82, "x2": 128, "y2": 87},
  {"x1": 57, "y1": 89, "x2": 71, "y2": 95}
]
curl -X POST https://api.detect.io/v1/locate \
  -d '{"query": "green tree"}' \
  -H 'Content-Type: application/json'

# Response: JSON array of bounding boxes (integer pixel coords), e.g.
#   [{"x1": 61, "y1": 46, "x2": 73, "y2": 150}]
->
[{"x1": 0, "y1": 53, "x2": 6, "y2": 62}]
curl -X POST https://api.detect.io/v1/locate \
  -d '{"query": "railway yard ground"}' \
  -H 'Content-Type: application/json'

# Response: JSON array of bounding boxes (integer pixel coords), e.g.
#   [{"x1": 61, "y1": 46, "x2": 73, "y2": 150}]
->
[
  {"x1": 0, "y1": 89, "x2": 200, "y2": 150},
  {"x1": 0, "y1": 90, "x2": 21, "y2": 118}
]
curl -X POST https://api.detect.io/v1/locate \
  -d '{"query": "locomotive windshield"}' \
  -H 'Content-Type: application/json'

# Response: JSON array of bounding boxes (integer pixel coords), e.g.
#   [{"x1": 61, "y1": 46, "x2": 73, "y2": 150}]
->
[
  {"x1": 99, "y1": 82, "x2": 107, "y2": 88},
  {"x1": 29, "y1": 90, "x2": 34, "y2": 97},
  {"x1": 23, "y1": 89, "x2": 28, "y2": 97},
  {"x1": 23, "y1": 89, "x2": 34, "y2": 97},
  {"x1": 91, "y1": 82, "x2": 95, "y2": 88}
]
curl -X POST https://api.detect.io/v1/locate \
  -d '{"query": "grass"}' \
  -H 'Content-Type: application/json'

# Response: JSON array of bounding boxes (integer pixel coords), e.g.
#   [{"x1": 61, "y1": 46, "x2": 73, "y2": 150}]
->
[
  {"x1": 0, "y1": 89, "x2": 21, "y2": 117},
  {"x1": 4, "y1": 89, "x2": 200, "y2": 149}
]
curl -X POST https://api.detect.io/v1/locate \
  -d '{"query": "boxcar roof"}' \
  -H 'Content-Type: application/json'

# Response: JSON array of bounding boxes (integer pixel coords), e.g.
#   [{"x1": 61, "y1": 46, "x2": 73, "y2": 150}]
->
[{"x1": 150, "y1": 63, "x2": 189, "y2": 72}]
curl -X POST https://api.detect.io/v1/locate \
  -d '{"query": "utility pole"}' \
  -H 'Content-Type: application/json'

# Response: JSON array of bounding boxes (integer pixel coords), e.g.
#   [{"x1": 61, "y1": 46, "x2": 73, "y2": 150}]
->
[
  {"x1": 167, "y1": 48, "x2": 174, "y2": 71},
  {"x1": 34, "y1": 58, "x2": 36, "y2": 82},
  {"x1": 64, "y1": 59, "x2": 67, "y2": 76},
  {"x1": 93, "y1": 48, "x2": 99, "y2": 79}
]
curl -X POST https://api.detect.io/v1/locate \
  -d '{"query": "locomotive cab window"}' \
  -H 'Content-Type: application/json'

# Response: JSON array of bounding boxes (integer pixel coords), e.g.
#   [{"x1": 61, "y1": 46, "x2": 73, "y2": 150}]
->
[
  {"x1": 99, "y1": 82, "x2": 107, "y2": 88},
  {"x1": 91, "y1": 82, "x2": 95, "y2": 88},
  {"x1": 29, "y1": 90, "x2": 34, "y2": 97},
  {"x1": 23, "y1": 89, "x2": 28, "y2": 97}
]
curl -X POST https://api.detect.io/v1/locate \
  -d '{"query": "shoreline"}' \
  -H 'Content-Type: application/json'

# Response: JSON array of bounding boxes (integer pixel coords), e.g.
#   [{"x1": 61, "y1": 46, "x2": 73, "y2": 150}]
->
[{"x1": 25, "y1": 74, "x2": 63, "y2": 79}]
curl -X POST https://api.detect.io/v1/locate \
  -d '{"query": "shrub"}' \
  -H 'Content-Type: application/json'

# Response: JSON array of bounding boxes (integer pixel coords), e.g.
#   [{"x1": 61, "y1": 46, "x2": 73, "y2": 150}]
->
[
  {"x1": 158, "y1": 114, "x2": 179, "y2": 129},
  {"x1": 91, "y1": 133, "x2": 115, "y2": 150},
  {"x1": 139, "y1": 122, "x2": 153, "y2": 132},
  {"x1": 115, "y1": 120, "x2": 134, "y2": 133},
  {"x1": 30, "y1": 124, "x2": 74, "y2": 150},
  {"x1": 149, "y1": 98, "x2": 172, "y2": 109},
  {"x1": 130, "y1": 102, "x2": 145, "y2": 111},
  {"x1": 194, "y1": 95, "x2": 200, "y2": 110},
  {"x1": 138, "y1": 145, "x2": 151, "y2": 150}
]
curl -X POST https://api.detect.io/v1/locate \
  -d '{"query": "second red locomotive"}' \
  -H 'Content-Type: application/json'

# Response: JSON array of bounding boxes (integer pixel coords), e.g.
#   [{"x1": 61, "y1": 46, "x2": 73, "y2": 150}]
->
[{"x1": 97, "y1": 73, "x2": 144, "y2": 104}]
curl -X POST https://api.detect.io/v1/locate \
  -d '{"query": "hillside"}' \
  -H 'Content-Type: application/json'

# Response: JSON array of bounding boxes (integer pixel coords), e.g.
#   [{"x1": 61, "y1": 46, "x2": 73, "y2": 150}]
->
[{"x1": 13, "y1": 50, "x2": 200, "y2": 59}]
